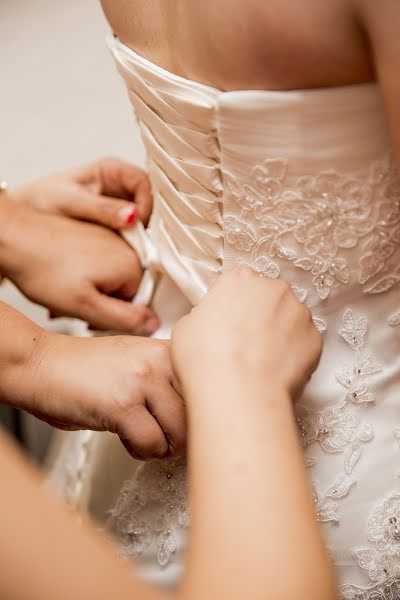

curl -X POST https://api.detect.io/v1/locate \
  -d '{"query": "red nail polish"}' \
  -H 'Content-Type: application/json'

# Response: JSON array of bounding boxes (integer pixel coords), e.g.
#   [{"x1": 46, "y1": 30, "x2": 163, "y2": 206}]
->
[{"x1": 126, "y1": 208, "x2": 137, "y2": 224}]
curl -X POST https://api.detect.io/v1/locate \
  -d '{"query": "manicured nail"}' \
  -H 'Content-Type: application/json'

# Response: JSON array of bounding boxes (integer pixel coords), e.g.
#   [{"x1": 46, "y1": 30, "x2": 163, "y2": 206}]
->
[{"x1": 118, "y1": 206, "x2": 137, "y2": 226}]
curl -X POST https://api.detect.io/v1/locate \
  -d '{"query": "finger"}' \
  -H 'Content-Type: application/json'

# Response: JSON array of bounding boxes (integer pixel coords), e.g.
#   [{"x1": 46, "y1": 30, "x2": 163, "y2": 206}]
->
[
  {"x1": 146, "y1": 385, "x2": 187, "y2": 459},
  {"x1": 111, "y1": 279, "x2": 140, "y2": 302},
  {"x1": 81, "y1": 158, "x2": 153, "y2": 224},
  {"x1": 118, "y1": 404, "x2": 169, "y2": 460},
  {"x1": 60, "y1": 188, "x2": 138, "y2": 229},
  {"x1": 97, "y1": 158, "x2": 153, "y2": 225},
  {"x1": 71, "y1": 158, "x2": 153, "y2": 227},
  {"x1": 130, "y1": 176, "x2": 152, "y2": 225},
  {"x1": 82, "y1": 291, "x2": 160, "y2": 335}
]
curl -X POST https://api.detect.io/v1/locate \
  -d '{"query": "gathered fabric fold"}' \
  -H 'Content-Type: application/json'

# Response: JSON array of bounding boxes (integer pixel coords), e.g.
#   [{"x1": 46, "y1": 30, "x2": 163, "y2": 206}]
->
[{"x1": 109, "y1": 35, "x2": 224, "y2": 307}]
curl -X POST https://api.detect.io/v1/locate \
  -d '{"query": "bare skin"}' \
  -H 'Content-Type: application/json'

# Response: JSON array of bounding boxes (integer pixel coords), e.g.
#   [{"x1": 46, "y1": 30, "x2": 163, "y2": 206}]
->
[
  {"x1": 100, "y1": 0, "x2": 372, "y2": 90},
  {"x1": 99, "y1": 0, "x2": 400, "y2": 162},
  {"x1": 0, "y1": 270, "x2": 334, "y2": 600}
]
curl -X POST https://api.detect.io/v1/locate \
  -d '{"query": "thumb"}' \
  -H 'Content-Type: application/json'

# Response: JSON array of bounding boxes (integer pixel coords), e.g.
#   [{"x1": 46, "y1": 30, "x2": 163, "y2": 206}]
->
[
  {"x1": 82, "y1": 291, "x2": 160, "y2": 335},
  {"x1": 63, "y1": 189, "x2": 139, "y2": 229}
]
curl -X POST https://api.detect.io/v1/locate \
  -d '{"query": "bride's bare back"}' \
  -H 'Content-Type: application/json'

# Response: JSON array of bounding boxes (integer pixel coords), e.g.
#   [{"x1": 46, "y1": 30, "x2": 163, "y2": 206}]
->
[{"x1": 100, "y1": 0, "x2": 400, "y2": 160}]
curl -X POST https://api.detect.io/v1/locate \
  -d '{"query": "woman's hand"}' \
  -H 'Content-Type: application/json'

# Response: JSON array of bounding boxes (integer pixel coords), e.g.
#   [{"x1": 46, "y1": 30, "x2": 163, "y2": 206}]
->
[
  {"x1": 21, "y1": 332, "x2": 186, "y2": 461},
  {"x1": 9, "y1": 157, "x2": 153, "y2": 229},
  {"x1": 0, "y1": 199, "x2": 158, "y2": 334},
  {"x1": 172, "y1": 269, "x2": 333, "y2": 600},
  {"x1": 172, "y1": 267, "x2": 322, "y2": 401}
]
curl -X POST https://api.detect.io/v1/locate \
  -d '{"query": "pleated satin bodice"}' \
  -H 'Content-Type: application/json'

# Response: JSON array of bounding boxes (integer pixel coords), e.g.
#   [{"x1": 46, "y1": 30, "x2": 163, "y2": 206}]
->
[{"x1": 67, "y1": 36, "x2": 400, "y2": 599}]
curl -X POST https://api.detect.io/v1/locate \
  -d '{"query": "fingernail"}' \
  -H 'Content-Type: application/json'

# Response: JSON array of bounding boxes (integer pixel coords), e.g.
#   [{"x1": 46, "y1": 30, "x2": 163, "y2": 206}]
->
[{"x1": 118, "y1": 206, "x2": 137, "y2": 226}]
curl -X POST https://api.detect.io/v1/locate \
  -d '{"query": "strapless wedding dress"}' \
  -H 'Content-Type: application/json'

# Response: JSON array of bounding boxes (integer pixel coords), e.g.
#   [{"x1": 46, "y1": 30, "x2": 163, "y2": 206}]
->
[{"x1": 48, "y1": 36, "x2": 400, "y2": 599}]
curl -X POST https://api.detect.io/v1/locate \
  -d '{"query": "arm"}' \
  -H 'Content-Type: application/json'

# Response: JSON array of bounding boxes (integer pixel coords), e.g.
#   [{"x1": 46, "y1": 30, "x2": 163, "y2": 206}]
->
[
  {"x1": 173, "y1": 269, "x2": 337, "y2": 600},
  {"x1": 0, "y1": 391, "x2": 331, "y2": 600},
  {"x1": 0, "y1": 297, "x2": 185, "y2": 460},
  {"x1": 183, "y1": 381, "x2": 332, "y2": 600},
  {"x1": 0, "y1": 429, "x2": 160, "y2": 600},
  {"x1": 0, "y1": 269, "x2": 335, "y2": 599}
]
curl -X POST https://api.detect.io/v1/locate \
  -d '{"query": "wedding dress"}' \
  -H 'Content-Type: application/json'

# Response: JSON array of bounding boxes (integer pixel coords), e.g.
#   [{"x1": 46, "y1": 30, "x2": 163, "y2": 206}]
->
[{"x1": 48, "y1": 35, "x2": 400, "y2": 599}]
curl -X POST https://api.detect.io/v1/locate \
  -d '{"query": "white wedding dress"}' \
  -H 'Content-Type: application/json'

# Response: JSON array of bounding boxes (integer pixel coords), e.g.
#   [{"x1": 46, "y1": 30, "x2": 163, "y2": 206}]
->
[{"x1": 49, "y1": 35, "x2": 400, "y2": 599}]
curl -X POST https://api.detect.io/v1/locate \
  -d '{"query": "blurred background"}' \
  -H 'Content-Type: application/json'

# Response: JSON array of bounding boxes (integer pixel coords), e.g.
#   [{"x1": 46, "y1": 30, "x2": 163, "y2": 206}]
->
[{"x1": 0, "y1": 0, "x2": 145, "y2": 461}]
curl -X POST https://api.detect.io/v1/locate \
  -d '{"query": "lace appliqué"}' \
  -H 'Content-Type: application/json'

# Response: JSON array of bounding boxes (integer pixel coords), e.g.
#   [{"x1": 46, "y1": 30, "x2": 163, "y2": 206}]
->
[
  {"x1": 297, "y1": 309, "x2": 380, "y2": 524},
  {"x1": 313, "y1": 476, "x2": 356, "y2": 523},
  {"x1": 340, "y1": 495, "x2": 400, "y2": 599},
  {"x1": 107, "y1": 458, "x2": 189, "y2": 567},
  {"x1": 341, "y1": 576, "x2": 400, "y2": 599},
  {"x1": 224, "y1": 156, "x2": 400, "y2": 300},
  {"x1": 237, "y1": 258, "x2": 327, "y2": 333}
]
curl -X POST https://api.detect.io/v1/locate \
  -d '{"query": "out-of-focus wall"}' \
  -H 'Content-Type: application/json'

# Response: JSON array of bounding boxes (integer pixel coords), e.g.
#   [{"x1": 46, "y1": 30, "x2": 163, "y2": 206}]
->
[{"x1": 0, "y1": 0, "x2": 145, "y2": 460}]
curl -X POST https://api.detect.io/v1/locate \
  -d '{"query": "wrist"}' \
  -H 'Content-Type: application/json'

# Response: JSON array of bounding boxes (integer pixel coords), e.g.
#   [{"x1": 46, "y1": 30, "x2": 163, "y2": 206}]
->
[
  {"x1": 4, "y1": 182, "x2": 36, "y2": 208},
  {"x1": 0, "y1": 194, "x2": 29, "y2": 280},
  {"x1": 0, "y1": 194, "x2": 16, "y2": 274},
  {"x1": 24, "y1": 334, "x2": 108, "y2": 432},
  {"x1": 182, "y1": 362, "x2": 291, "y2": 409},
  {"x1": 0, "y1": 306, "x2": 50, "y2": 411}
]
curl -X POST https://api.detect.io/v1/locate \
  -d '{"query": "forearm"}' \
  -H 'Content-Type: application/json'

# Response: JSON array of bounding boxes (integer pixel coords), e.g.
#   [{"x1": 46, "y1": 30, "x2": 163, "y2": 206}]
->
[
  {"x1": 0, "y1": 360, "x2": 335, "y2": 600},
  {"x1": 180, "y1": 373, "x2": 336, "y2": 600},
  {"x1": 0, "y1": 429, "x2": 161, "y2": 600},
  {"x1": 0, "y1": 300, "x2": 47, "y2": 411}
]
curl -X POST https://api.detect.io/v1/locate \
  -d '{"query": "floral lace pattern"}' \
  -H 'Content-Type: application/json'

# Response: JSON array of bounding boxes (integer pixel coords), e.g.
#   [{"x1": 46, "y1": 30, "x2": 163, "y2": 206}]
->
[
  {"x1": 237, "y1": 257, "x2": 328, "y2": 333},
  {"x1": 341, "y1": 576, "x2": 400, "y2": 599},
  {"x1": 224, "y1": 155, "x2": 400, "y2": 300},
  {"x1": 107, "y1": 307, "x2": 399, "y2": 599},
  {"x1": 107, "y1": 458, "x2": 189, "y2": 567},
  {"x1": 296, "y1": 309, "x2": 379, "y2": 523},
  {"x1": 297, "y1": 308, "x2": 400, "y2": 599},
  {"x1": 313, "y1": 475, "x2": 356, "y2": 523},
  {"x1": 340, "y1": 495, "x2": 400, "y2": 599}
]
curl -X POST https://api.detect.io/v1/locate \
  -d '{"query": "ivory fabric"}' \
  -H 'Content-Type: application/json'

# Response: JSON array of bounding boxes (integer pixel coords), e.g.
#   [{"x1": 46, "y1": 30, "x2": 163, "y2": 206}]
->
[{"x1": 48, "y1": 36, "x2": 400, "y2": 599}]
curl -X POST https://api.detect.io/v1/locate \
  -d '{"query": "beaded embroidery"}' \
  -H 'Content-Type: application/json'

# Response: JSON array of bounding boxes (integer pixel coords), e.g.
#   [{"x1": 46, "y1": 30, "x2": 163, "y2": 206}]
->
[
  {"x1": 340, "y1": 495, "x2": 400, "y2": 599},
  {"x1": 224, "y1": 155, "x2": 400, "y2": 301},
  {"x1": 107, "y1": 458, "x2": 189, "y2": 567},
  {"x1": 297, "y1": 309, "x2": 379, "y2": 523},
  {"x1": 237, "y1": 258, "x2": 327, "y2": 333}
]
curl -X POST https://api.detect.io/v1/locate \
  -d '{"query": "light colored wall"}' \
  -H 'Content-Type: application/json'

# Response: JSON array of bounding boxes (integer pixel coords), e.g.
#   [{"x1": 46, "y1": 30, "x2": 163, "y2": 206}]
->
[{"x1": 0, "y1": 0, "x2": 145, "y2": 459}]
